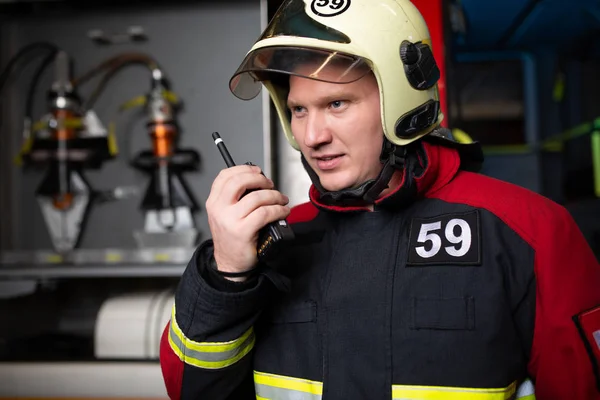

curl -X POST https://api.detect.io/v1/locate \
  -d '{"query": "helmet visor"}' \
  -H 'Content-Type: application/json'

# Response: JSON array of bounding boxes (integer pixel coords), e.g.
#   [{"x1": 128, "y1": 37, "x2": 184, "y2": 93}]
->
[{"x1": 230, "y1": 46, "x2": 372, "y2": 100}]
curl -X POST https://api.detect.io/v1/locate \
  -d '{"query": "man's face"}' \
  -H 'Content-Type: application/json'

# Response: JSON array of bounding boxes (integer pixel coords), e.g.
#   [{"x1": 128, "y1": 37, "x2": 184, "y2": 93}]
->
[{"x1": 287, "y1": 66, "x2": 384, "y2": 192}]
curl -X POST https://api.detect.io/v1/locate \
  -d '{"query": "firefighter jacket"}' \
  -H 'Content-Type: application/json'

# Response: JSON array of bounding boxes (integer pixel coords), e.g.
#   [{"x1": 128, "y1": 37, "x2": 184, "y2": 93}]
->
[{"x1": 159, "y1": 141, "x2": 600, "y2": 400}]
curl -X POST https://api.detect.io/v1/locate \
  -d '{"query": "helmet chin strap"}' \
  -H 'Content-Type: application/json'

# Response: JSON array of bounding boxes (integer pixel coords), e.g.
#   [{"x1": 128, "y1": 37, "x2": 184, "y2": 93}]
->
[{"x1": 301, "y1": 137, "x2": 420, "y2": 206}]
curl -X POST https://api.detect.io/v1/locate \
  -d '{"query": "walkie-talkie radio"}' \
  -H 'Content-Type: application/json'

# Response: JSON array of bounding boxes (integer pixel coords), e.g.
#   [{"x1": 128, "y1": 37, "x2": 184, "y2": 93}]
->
[{"x1": 212, "y1": 132, "x2": 295, "y2": 262}]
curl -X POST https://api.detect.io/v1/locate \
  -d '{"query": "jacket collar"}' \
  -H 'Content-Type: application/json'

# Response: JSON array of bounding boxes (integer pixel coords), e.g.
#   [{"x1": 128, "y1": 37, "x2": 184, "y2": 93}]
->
[{"x1": 308, "y1": 141, "x2": 461, "y2": 213}]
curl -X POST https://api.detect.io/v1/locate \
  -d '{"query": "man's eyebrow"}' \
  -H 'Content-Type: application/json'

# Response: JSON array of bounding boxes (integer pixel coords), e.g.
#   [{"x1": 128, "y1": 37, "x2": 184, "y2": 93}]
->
[
  {"x1": 319, "y1": 92, "x2": 354, "y2": 103},
  {"x1": 287, "y1": 98, "x2": 300, "y2": 108},
  {"x1": 287, "y1": 91, "x2": 357, "y2": 108}
]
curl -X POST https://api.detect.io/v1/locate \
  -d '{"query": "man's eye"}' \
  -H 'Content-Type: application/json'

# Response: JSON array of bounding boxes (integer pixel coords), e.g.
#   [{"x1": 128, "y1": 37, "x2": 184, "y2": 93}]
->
[
  {"x1": 330, "y1": 100, "x2": 344, "y2": 109},
  {"x1": 293, "y1": 106, "x2": 305, "y2": 113}
]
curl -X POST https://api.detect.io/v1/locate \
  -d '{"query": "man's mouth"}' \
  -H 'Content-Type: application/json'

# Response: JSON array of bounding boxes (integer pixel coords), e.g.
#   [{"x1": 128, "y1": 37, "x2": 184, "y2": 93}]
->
[{"x1": 315, "y1": 154, "x2": 344, "y2": 170}]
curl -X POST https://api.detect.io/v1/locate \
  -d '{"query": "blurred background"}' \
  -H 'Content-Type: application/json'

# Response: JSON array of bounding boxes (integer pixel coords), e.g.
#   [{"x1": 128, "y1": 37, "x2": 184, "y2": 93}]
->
[{"x1": 0, "y1": 0, "x2": 598, "y2": 397}]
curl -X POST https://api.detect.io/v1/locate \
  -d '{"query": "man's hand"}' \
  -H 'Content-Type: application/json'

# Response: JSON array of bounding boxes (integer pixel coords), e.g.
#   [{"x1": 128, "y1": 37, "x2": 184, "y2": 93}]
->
[{"x1": 206, "y1": 164, "x2": 291, "y2": 279}]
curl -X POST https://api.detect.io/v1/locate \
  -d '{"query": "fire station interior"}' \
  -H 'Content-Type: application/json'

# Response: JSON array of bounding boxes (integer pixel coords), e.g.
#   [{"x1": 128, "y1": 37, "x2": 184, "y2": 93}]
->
[{"x1": 0, "y1": 0, "x2": 598, "y2": 397}]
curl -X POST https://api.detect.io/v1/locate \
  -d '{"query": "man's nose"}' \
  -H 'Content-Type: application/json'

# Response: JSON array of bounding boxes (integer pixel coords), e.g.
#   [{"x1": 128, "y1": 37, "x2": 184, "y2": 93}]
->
[{"x1": 303, "y1": 111, "x2": 332, "y2": 148}]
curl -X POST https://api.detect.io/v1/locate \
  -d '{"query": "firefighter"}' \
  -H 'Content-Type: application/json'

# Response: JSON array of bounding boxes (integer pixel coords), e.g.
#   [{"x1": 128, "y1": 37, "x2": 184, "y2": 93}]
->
[{"x1": 160, "y1": 0, "x2": 600, "y2": 398}]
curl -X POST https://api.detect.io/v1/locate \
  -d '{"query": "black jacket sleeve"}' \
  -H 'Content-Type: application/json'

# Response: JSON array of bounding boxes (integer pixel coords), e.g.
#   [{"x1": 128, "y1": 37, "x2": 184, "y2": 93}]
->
[{"x1": 159, "y1": 240, "x2": 275, "y2": 400}]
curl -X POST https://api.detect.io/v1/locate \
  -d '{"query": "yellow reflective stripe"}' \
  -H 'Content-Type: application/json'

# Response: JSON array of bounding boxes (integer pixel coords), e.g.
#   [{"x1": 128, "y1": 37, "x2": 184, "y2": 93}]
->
[
  {"x1": 517, "y1": 395, "x2": 535, "y2": 400},
  {"x1": 168, "y1": 305, "x2": 254, "y2": 369},
  {"x1": 254, "y1": 371, "x2": 323, "y2": 397},
  {"x1": 392, "y1": 381, "x2": 517, "y2": 400}
]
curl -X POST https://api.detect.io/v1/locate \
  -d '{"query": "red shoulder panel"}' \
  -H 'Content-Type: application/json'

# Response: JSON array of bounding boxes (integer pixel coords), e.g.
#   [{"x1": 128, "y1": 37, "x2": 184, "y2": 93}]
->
[
  {"x1": 428, "y1": 171, "x2": 558, "y2": 249},
  {"x1": 287, "y1": 201, "x2": 320, "y2": 224}
]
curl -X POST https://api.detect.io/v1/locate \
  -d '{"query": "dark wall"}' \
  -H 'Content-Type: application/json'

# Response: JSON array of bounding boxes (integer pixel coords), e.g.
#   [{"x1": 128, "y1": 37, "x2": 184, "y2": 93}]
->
[{"x1": 0, "y1": 1, "x2": 265, "y2": 251}]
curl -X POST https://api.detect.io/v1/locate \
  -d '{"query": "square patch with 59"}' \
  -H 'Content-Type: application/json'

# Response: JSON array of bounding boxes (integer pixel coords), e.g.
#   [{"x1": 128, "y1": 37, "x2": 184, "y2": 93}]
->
[{"x1": 407, "y1": 210, "x2": 482, "y2": 266}]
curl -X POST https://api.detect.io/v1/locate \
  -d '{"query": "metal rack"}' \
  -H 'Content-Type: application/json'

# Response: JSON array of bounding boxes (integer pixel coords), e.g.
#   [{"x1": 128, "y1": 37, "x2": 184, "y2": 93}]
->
[{"x1": 0, "y1": 247, "x2": 193, "y2": 279}]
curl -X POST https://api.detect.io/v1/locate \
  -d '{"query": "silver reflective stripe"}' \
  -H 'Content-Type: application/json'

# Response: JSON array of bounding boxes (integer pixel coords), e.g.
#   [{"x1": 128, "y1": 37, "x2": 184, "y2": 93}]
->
[
  {"x1": 593, "y1": 330, "x2": 600, "y2": 350},
  {"x1": 255, "y1": 383, "x2": 323, "y2": 400},
  {"x1": 515, "y1": 379, "x2": 536, "y2": 399}
]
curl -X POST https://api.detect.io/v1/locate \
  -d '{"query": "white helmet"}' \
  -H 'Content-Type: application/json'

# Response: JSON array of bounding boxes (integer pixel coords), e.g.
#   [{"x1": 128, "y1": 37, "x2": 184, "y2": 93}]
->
[{"x1": 230, "y1": 0, "x2": 443, "y2": 150}]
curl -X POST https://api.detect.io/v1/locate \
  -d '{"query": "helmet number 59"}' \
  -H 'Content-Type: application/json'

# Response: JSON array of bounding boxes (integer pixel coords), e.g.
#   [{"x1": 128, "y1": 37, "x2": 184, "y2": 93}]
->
[
  {"x1": 311, "y1": 0, "x2": 351, "y2": 17},
  {"x1": 416, "y1": 219, "x2": 472, "y2": 259}
]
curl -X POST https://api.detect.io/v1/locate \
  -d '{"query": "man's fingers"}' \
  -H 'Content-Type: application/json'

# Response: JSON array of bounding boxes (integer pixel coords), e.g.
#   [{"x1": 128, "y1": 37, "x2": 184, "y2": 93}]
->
[
  {"x1": 235, "y1": 190, "x2": 289, "y2": 219},
  {"x1": 219, "y1": 172, "x2": 274, "y2": 203},
  {"x1": 210, "y1": 164, "x2": 263, "y2": 199},
  {"x1": 244, "y1": 204, "x2": 291, "y2": 232}
]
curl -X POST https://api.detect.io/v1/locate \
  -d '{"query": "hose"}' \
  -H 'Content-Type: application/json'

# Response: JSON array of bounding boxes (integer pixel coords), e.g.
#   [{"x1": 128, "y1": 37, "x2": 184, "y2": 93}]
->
[
  {"x1": 72, "y1": 53, "x2": 162, "y2": 110},
  {"x1": 0, "y1": 42, "x2": 58, "y2": 94}
]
